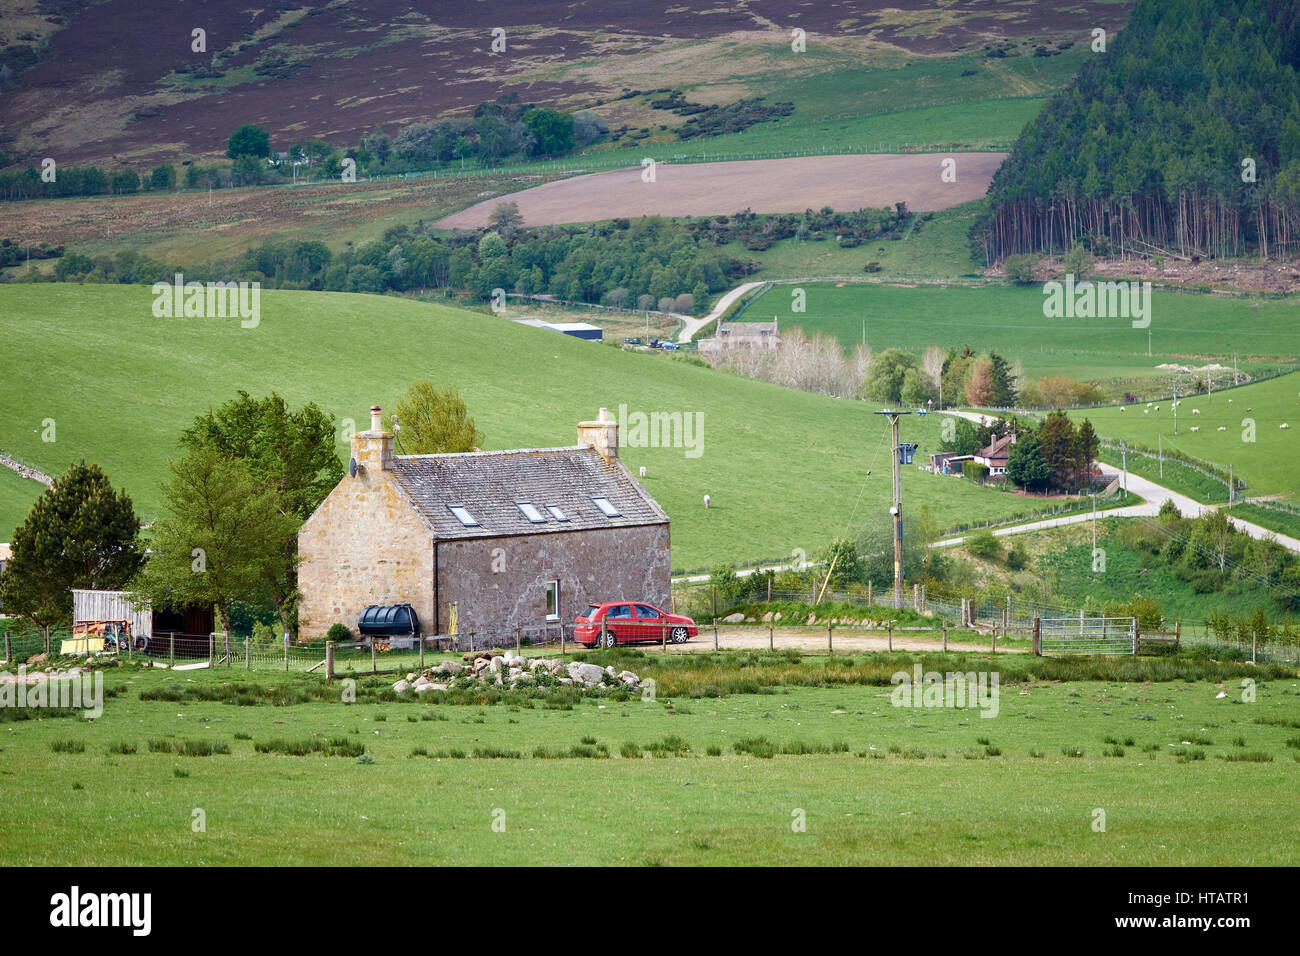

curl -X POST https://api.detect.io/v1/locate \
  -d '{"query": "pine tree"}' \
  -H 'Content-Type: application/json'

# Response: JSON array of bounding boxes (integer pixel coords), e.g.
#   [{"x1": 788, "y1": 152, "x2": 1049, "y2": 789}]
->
[{"x1": 0, "y1": 461, "x2": 144, "y2": 651}]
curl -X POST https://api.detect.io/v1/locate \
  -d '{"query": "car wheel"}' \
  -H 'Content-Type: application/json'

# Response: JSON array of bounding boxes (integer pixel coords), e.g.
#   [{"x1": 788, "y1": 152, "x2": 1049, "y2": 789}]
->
[
  {"x1": 602, "y1": 629, "x2": 617, "y2": 649},
  {"x1": 670, "y1": 626, "x2": 689, "y2": 644},
  {"x1": 134, "y1": 636, "x2": 149, "y2": 653}
]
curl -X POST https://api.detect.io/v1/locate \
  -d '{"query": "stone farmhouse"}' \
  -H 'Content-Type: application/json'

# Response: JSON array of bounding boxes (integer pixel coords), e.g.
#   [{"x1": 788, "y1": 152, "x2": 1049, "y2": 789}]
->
[{"x1": 297, "y1": 406, "x2": 671, "y2": 647}]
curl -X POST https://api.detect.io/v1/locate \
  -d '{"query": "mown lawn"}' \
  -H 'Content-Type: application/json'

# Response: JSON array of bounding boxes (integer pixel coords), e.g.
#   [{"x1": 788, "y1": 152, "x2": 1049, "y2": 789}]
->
[{"x1": 0, "y1": 653, "x2": 1294, "y2": 866}]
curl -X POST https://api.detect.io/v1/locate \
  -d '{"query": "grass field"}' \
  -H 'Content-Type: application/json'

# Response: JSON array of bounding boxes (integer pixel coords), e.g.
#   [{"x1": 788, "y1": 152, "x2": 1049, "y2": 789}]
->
[
  {"x1": 0, "y1": 285, "x2": 1062, "y2": 570},
  {"x1": 1, "y1": 648, "x2": 1294, "y2": 866},
  {"x1": 1069, "y1": 373, "x2": 1300, "y2": 500},
  {"x1": 742, "y1": 281, "x2": 1300, "y2": 391},
  {"x1": 0, "y1": 467, "x2": 44, "y2": 544}
]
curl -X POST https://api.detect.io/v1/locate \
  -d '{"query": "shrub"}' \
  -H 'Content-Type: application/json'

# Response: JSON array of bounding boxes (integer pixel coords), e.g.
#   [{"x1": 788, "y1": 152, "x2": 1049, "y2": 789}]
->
[
  {"x1": 966, "y1": 528, "x2": 1002, "y2": 560},
  {"x1": 325, "y1": 623, "x2": 352, "y2": 643},
  {"x1": 1004, "y1": 254, "x2": 1037, "y2": 284}
]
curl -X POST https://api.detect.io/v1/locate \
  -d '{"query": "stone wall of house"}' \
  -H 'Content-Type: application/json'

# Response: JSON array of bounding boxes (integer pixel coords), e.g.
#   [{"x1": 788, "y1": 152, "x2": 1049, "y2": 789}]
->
[
  {"x1": 436, "y1": 524, "x2": 671, "y2": 649},
  {"x1": 297, "y1": 466, "x2": 434, "y2": 641}
]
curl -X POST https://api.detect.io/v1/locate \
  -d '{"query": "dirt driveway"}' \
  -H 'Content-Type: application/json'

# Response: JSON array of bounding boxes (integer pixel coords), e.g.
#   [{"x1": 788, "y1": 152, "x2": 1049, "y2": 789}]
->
[
  {"x1": 627, "y1": 625, "x2": 1020, "y2": 655},
  {"x1": 436, "y1": 152, "x2": 1007, "y2": 228}
]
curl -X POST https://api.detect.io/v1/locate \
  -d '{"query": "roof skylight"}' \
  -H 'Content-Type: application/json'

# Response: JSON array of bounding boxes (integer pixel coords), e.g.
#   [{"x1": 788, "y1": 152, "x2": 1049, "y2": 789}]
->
[
  {"x1": 516, "y1": 501, "x2": 546, "y2": 523},
  {"x1": 448, "y1": 505, "x2": 479, "y2": 527},
  {"x1": 592, "y1": 497, "x2": 621, "y2": 518}
]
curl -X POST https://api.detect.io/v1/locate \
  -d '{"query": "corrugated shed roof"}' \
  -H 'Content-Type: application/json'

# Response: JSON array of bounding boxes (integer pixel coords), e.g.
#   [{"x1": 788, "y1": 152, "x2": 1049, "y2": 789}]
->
[{"x1": 390, "y1": 446, "x2": 668, "y2": 540}]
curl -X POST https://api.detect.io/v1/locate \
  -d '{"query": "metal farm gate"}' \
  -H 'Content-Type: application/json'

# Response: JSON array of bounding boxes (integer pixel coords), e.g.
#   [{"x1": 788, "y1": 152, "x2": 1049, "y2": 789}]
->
[{"x1": 1036, "y1": 616, "x2": 1137, "y2": 656}]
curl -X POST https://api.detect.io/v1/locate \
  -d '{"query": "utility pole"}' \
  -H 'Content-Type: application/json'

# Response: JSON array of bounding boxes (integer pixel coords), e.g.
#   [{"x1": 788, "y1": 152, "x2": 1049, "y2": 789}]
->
[{"x1": 874, "y1": 409, "x2": 913, "y2": 610}]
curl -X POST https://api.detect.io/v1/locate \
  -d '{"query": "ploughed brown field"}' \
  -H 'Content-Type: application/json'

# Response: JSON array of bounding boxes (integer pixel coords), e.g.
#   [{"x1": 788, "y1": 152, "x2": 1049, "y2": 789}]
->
[{"x1": 436, "y1": 153, "x2": 1008, "y2": 228}]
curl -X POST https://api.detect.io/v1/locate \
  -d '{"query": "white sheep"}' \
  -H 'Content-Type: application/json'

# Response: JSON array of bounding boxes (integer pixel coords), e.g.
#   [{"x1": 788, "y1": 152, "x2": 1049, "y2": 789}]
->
[
  {"x1": 1190, "y1": 426, "x2": 1199, "y2": 433},
  {"x1": 1282, "y1": 423, "x2": 1290, "y2": 430},
  {"x1": 703, "y1": 494, "x2": 711, "y2": 508},
  {"x1": 639, "y1": 466, "x2": 647, "y2": 478},
  {"x1": 1192, "y1": 409, "x2": 1200, "y2": 415},
  {"x1": 1217, "y1": 426, "x2": 1226, "y2": 431}
]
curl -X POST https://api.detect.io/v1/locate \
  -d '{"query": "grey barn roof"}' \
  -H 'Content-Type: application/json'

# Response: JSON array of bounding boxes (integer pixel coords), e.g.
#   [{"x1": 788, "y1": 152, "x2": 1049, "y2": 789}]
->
[{"x1": 390, "y1": 446, "x2": 668, "y2": 540}]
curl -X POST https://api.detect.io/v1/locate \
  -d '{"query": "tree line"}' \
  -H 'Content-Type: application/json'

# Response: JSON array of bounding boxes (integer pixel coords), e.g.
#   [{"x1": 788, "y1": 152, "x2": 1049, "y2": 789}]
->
[{"x1": 976, "y1": 0, "x2": 1300, "y2": 262}]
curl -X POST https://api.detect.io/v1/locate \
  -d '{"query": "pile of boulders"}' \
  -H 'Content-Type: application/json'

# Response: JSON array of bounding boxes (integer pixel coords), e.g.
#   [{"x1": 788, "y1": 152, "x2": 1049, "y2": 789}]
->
[{"x1": 392, "y1": 653, "x2": 641, "y2": 695}]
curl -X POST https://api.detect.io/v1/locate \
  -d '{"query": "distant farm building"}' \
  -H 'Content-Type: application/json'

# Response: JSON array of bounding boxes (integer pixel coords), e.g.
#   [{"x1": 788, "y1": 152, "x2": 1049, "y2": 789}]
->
[
  {"x1": 974, "y1": 433, "x2": 1017, "y2": 477},
  {"x1": 698, "y1": 317, "x2": 780, "y2": 356},
  {"x1": 511, "y1": 318, "x2": 603, "y2": 341},
  {"x1": 297, "y1": 406, "x2": 670, "y2": 648}
]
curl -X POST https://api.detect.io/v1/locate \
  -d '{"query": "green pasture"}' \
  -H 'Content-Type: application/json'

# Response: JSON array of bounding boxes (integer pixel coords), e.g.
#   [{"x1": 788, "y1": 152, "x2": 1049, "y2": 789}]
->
[
  {"x1": 0, "y1": 285, "x2": 1059, "y2": 569},
  {"x1": 0, "y1": 651, "x2": 1295, "y2": 866},
  {"x1": 744, "y1": 281, "x2": 1300, "y2": 389},
  {"x1": 1070, "y1": 373, "x2": 1300, "y2": 499}
]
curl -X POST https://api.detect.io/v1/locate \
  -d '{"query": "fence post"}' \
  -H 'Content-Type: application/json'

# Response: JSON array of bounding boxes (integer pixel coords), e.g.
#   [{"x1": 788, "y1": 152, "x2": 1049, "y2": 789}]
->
[
  {"x1": 326, "y1": 640, "x2": 335, "y2": 679},
  {"x1": 1033, "y1": 618, "x2": 1041, "y2": 656},
  {"x1": 560, "y1": 623, "x2": 566, "y2": 655},
  {"x1": 920, "y1": 584, "x2": 925, "y2": 613},
  {"x1": 1134, "y1": 619, "x2": 1141, "y2": 655},
  {"x1": 768, "y1": 621, "x2": 773, "y2": 650},
  {"x1": 913, "y1": 584, "x2": 919, "y2": 612},
  {"x1": 516, "y1": 624, "x2": 522, "y2": 654},
  {"x1": 867, "y1": 580, "x2": 873, "y2": 605},
  {"x1": 169, "y1": 632, "x2": 174, "y2": 667},
  {"x1": 662, "y1": 621, "x2": 667, "y2": 652},
  {"x1": 245, "y1": 636, "x2": 250, "y2": 670},
  {"x1": 370, "y1": 638, "x2": 376, "y2": 674},
  {"x1": 713, "y1": 624, "x2": 719, "y2": 650},
  {"x1": 601, "y1": 619, "x2": 608, "y2": 649},
  {"x1": 991, "y1": 626, "x2": 997, "y2": 654},
  {"x1": 1175, "y1": 621, "x2": 1181, "y2": 652},
  {"x1": 1251, "y1": 630, "x2": 1257, "y2": 663},
  {"x1": 942, "y1": 621, "x2": 947, "y2": 652},
  {"x1": 225, "y1": 632, "x2": 231, "y2": 668},
  {"x1": 887, "y1": 621, "x2": 893, "y2": 652},
  {"x1": 208, "y1": 632, "x2": 214, "y2": 669},
  {"x1": 3, "y1": 631, "x2": 9, "y2": 665},
  {"x1": 419, "y1": 629, "x2": 425, "y2": 670}
]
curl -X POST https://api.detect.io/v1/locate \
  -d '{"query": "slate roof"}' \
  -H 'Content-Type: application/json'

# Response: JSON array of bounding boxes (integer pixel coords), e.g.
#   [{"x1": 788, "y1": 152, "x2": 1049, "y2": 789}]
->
[
  {"x1": 976, "y1": 434, "x2": 1015, "y2": 462},
  {"x1": 390, "y1": 447, "x2": 668, "y2": 540}
]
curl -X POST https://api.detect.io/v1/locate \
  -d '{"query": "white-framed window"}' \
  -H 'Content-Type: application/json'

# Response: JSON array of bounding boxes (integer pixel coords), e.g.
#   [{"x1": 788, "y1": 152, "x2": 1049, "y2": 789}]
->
[
  {"x1": 545, "y1": 581, "x2": 560, "y2": 621},
  {"x1": 545, "y1": 504, "x2": 569, "y2": 522}
]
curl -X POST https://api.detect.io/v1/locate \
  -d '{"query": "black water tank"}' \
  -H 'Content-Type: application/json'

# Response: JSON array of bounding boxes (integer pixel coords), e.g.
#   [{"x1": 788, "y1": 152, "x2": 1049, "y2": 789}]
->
[{"x1": 358, "y1": 603, "x2": 421, "y2": 636}]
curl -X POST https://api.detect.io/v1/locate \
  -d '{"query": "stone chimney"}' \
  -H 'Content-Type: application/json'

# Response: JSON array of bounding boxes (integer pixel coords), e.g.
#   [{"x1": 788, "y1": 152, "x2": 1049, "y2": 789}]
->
[
  {"x1": 577, "y1": 407, "x2": 618, "y2": 460},
  {"x1": 353, "y1": 403, "x2": 394, "y2": 473}
]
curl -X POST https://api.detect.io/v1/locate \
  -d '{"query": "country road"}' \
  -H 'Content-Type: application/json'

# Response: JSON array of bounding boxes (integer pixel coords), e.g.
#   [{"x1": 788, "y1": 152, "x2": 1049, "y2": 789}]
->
[
  {"x1": 934, "y1": 411, "x2": 1300, "y2": 553},
  {"x1": 676, "y1": 280, "x2": 767, "y2": 344}
]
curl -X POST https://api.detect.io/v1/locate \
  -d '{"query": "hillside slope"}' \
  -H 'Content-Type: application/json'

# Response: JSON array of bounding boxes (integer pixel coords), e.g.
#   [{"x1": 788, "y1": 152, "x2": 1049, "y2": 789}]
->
[{"x1": 0, "y1": 285, "x2": 1059, "y2": 569}]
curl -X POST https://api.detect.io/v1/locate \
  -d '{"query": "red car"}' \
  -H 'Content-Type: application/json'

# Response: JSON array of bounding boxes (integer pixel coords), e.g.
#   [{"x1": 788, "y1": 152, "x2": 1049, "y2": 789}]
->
[{"x1": 575, "y1": 602, "x2": 698, "y2": 647}]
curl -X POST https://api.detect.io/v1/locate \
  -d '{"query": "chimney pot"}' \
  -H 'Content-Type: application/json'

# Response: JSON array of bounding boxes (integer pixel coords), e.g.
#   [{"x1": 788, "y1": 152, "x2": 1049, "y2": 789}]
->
[{"x1": 370, "y1": 405, "x2": 383, "y2": 433}]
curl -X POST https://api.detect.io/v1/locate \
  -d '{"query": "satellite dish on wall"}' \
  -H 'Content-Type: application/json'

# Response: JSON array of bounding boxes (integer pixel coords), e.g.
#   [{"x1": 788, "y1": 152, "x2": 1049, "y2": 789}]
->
[{"x1": 349, "y1": 457, "x2": 358, "y2": 478}]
